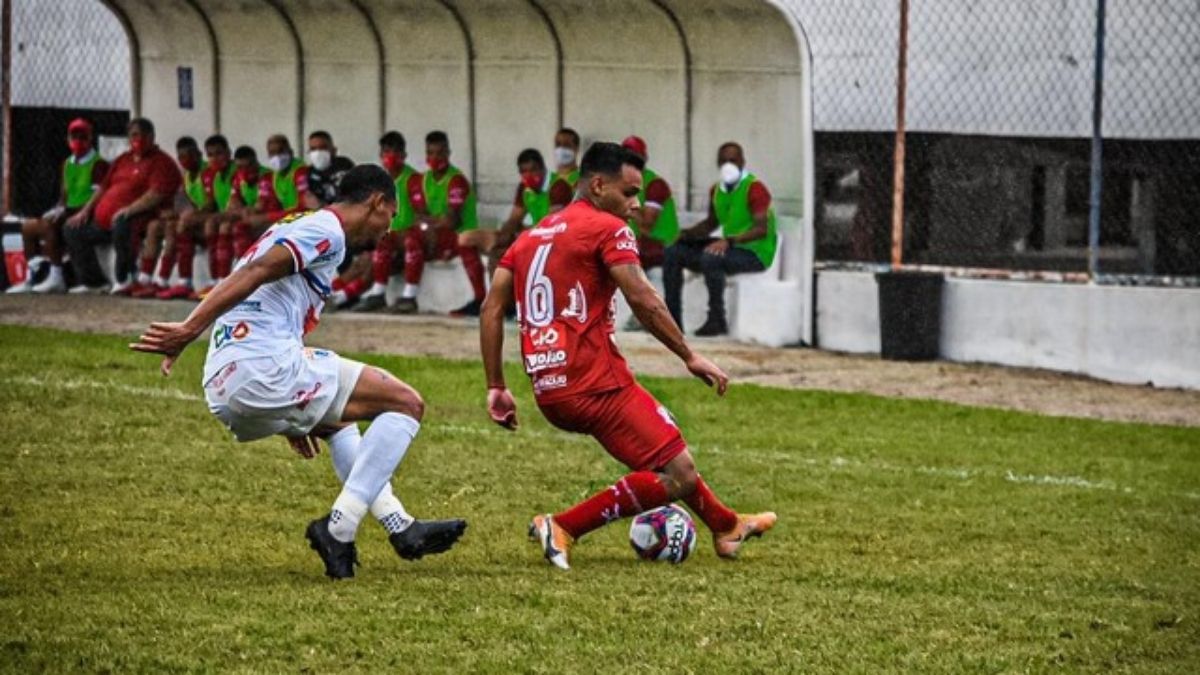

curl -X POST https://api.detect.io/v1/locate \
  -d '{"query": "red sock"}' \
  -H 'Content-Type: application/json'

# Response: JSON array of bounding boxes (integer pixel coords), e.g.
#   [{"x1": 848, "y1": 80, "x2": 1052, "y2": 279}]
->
[
  {"x1": 139, "y1": 251, "x2": 156, "y2": 276},
  {"x1": 232, "y1": 222, "x2": 253, "y2": 258},
  {"x1": 342, "y1": 278, "x2": 367, "y2": 300},
  {"x1": 554, "y1": 471, "x2": 670, "y2": 540},
  {"x1": 206, "y1": 230, "x2": 219, "y2": 280},
  {"x1": 156, "y1": 247, "x2": 176, "y2": 280},
  {"x1": 682, "y1": 475, "x2": 738, "y2": 534},
  {"x1": 215, "y1": 231, "x2": 233, "y2": 279},
  {"x1": 459, "y1": 246, "x2": 486, "y2": 300},
  {"x1": 176, "y1": 232, "x2": 194, "y2": 280},
  {"x1": 403, "y1": 231, "x2": 425, "y2": 285},
  {"x1": 372, "y1": 232, "x2": 395, "y2": 285}
]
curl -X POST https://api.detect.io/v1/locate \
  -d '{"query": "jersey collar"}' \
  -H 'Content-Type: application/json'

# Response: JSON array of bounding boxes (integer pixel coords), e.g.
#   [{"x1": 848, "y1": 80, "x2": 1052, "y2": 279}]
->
[{"x1": 70, "y1": 149, "x2": 97, "y2": 165}]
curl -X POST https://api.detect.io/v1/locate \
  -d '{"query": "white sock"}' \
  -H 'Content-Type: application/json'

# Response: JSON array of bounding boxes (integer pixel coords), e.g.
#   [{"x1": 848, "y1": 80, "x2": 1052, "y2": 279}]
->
[
  {"x1": 177, "y1": 277, "x2": 191, "y2": 288},
  {"x1": 137, "y1": 271, "x2": 151, "y2": 285},
  {"x1": 328, "y1": 418, "x2": 418, "y2": 538},
  {"x1": 47, "y1": 265, "x2": 63, "y2": 280},
  {"x1": 153, "y1": 275, "x2": 167, "y2": 287},
  {"x1": 364, "y1": 282, "x2": 387, "y2": 297},
  {"x1": 328, "y1": 493, "x2": 369, "y2": 543},
  {"x1": 401, "y1": 283, "x2": 419, "y2": 299}
]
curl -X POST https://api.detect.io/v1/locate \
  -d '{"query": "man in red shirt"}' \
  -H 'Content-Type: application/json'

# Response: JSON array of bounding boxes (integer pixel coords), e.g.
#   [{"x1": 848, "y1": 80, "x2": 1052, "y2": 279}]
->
[
  {"x1": 480, "y1": 142, "x2": 776, "y2": 571},
  {"x1": 64, "y1": 118, "x2": 182, "y2": 293}
]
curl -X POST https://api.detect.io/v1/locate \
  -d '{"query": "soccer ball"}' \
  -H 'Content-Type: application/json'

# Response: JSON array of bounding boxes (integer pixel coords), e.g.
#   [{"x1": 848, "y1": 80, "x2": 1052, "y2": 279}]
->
[{"x1": 629, "y1": 504, "x2": 697, "y2": 563}]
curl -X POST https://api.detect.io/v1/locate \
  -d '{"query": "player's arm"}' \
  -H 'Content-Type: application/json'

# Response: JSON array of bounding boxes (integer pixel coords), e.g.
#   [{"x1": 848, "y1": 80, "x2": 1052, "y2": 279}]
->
[
  {"x1": 680, "y1": 197, "x2": 718, "y2": 241},
  {"x1": 610, "y1": 263, "x2": 728, "y2": 395},
  {"x1": 130, "y1": 245, "x2": 295, "y2": 375},
  {"x1": 480, "y1": 267, "x2": 518, "y2": 429}
]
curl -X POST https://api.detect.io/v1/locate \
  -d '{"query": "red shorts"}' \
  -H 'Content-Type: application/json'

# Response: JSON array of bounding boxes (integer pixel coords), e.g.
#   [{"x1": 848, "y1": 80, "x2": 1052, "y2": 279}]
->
[{"x1": 538, "y1": 384, "x2": 687, "y2": 471}]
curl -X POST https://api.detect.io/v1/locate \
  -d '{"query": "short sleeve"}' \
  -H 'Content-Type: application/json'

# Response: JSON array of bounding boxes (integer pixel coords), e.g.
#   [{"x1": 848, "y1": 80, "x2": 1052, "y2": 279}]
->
[
  {"x1": 148, "y1": 154, "x2": 182, "y2": 195},
  {"x1": 498, "y1": 241, "x2": 516, "y2": 270},
  {"x1": 407, "y1": 173, "x2": 426, "y2": 211},
  {"x1": 275, "y1": 214, "x2": 345, "y2": 273},
  {"x1": 548, "y1": 179, "x2": 572, "y2": 208},
  {"x1": 644, "y1": 177, "x2": 671, "y2": 208},
  {"x1": 747, "y1": 181, "x2": 772, "y2": 215},
  {"x1": 599, "y1": 217, "x2": 642, "y2": 268},
  {"x1": 294, "y1": 166, "x2": 310, "y2": 194},
  {"x1": 447, "y1": 175, "x2": 471, "y2": 208}
]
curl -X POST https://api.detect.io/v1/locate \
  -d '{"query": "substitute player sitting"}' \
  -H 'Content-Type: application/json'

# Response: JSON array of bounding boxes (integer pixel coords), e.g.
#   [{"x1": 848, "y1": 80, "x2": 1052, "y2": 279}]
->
[
  {"x1": 480, "y1": 142, "x2": 776, "y2": 571},
  {"x1": 131, "y1": 165, "x2": 467, "y2": 580}
]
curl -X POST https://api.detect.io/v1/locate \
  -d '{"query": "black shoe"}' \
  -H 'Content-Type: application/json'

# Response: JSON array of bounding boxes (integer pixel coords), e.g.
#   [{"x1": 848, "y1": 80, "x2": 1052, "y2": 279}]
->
[
  {"x1": 449, "y1": 299, "x2": 482, "y2": 317},
  {"x1": 694, "y1": 317, "x2": 728, "y2": 337},
  {"x1": 389, "y1": 518, "x2": 468, "y2": 561},
  {"x1": 392, "y1": 297, "x2": 419, "y2": 315},
  {"x1": 350, "y1": 293, "x2": 387, "y2": 313},
  {"x1": 305, "y1": 515, "x2": 359, "y2": 579}
]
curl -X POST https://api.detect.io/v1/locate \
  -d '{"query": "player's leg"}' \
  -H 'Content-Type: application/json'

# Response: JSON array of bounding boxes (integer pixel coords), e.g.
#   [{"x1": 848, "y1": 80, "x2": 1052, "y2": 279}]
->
[
  {"x1": 352, "y1": 230, "x2": 395, "y2": 312},
  {"x1": 334, "y1": 252, "x2": 373, "y2": 310},
  {"x1": 661, "y1": 239, "x2": 710, "y2": 327},
  {"x1": 133, "y1": 217, "x2": 168, "y2": 297},
  {"x1": 696, "y1": 245, "x2": 764, "y2": 336},
  {"x1": 215, "y1": 217, "x2": 235, "y2": 281},
  {"x1": 451, "y1": 229, "x2": 486, "y2": 317},
  {"x1": 160, "y1": 215, "x2": 198, "y2": 299},
  {"x1": 35, "y1": 209, "x2": 70, "y2": 292},
  {"x1": 395, "y1": 226, "x2": 426, "y2": 314},
  {"x1": 8, "y1": 218, "x2": 46, "y2": 293}
]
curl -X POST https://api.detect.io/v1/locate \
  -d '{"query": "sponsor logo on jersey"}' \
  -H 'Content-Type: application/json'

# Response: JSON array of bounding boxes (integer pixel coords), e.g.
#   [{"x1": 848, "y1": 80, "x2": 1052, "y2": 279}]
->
[
  {"x1": 294, "y1": 381, "x2": 323, "y2": 411},
  {"x1": 530, "y1": 327, "x2": 561, "y2": 348},
  {"x1": 206, "y1": 361, "x2": 238, "y2": 394},
  {"x1": 524, "y1": 349, "x2": 567, "y2": 373},
  {"x1": 212, "y1": 321, "x2": 250, "y2": 350},
  {"x1": 315, "y1": 238, "x2": 331, "y2": 255},
  {"x1": 657, "y1": 405, "x2": 678, "y2": 428},
  {"x1": 236, "y1": 300, "x2": 262, "y2": 312},
  {"x1": 561, "y1": 282, "x2": 588, "y2": 323},
  {"x1": 533, "y1": 373, "x2": 568, "y2": 394},
  {"x1": 530, "y1": 222, "x2": 568, "y2": 238}
]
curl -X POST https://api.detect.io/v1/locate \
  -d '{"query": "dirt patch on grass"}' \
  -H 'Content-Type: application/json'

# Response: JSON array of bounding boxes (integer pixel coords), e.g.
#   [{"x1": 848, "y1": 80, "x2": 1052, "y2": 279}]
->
[{"x1": 3, "y1": 294, "x2": 1197, "y2": 427}]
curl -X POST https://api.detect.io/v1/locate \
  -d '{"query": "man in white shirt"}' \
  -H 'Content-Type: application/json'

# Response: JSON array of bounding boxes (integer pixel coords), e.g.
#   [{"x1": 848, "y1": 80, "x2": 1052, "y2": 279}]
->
[{"x1": 131, "y1": 165, "x2": 466, "y2": 580}]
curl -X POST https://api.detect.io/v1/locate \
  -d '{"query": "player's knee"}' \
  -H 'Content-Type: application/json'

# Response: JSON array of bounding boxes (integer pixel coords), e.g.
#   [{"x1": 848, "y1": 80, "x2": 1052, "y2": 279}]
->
[
  {"x1": 387, "y1": 382, "x2": 425, "y2": 421},
  {"x1": 699, "y1": 253, "x2": 723, "y2": 273}
]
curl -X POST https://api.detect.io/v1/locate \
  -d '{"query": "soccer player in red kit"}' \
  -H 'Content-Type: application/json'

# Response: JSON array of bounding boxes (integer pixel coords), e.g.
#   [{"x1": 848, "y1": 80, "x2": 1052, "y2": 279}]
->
[{"x1": 479, "y1": 142, "x2": 776, "y2": 570}]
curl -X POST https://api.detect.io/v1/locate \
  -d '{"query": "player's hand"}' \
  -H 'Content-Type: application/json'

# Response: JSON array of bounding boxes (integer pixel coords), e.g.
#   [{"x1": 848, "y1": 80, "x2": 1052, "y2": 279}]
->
[
  {"x1": 685, "y1": 354, "x2": 729, "y2": 396},
  {"x1": 704, "y1": 238, "x2": 730, "y2": 257},
  {"x1": 129, "y1": 321, "x2": 201, "y2": 376},
  {"x1": 65, "y1": 210, "x2": 88, "y2": 229},
  {"x1": 487, "y1": 387, "x2": 519, "y2": 430},
  {"x1": 286, "y1": 433, "x2": 321, "y2": 459}
]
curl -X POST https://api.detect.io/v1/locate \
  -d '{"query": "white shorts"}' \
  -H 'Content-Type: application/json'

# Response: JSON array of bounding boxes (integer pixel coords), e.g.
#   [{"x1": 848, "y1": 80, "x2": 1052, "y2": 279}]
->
[{"x1": 204, "y1": 347, "x2": 365, "y2": 442}]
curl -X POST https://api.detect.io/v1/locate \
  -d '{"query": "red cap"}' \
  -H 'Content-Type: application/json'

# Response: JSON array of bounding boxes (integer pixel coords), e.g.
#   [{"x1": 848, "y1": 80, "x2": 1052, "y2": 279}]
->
[
  {"x1": 67, "y1": 118, "x2": 93, "y2": 137},
  {"x1": 621, "y1": 135, "x2": 647, "y2": 158}
]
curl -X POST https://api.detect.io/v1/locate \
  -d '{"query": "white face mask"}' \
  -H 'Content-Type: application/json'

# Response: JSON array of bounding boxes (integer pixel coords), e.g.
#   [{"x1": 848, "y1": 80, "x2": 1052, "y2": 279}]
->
[
  {"x1": 719, "y1": 162, "x2": 742, "y2": 187},
  {"x1": 308, "y1": 149, "x2": 332, "y2": 171},
  {"x1": 553, "y1": 146, "x2": 576, "y2": 168},
  {"x1": 267, "y1": 153, "x2": 292, "y2": 172}
]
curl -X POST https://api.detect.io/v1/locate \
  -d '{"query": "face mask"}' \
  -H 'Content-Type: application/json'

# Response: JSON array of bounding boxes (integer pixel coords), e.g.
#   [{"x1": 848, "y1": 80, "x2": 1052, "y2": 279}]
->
[
  {"x1": 719, "y1": 162, "x2": 742, "y2": 187},
  {"x1": 426, "y1": 155, "x2": 449, "y2": 172},
  {"x1": 268, "y1": 153, "x2": 291, "y2": 172},
  {"x1": 179, "y1": 155, "x2": 200, "y2": 173},
  {"x1": 129, "y1": 137, "x2": 148, "y2": 155},
  {"x1": 237, "y1": 167, "x2": 257, "y2": 183},
  {"x1": 208, "y1": 155, "x2": 229, "y2": 172},
  {"x1": 308, "y1": 149, "x2": 332, "y2": 171},
  {"x1": 380, "y1": 152, "x2": 403, "y2": 172},
  {"x1": 553, "y1": 147, "x2": 576, "y2": 168},
  {"x1": 68, "y1": 139, "x2": 90, "y2": 157},
  {"x1": 520, "y1": 170, "x2": 543, "y2": 191}
]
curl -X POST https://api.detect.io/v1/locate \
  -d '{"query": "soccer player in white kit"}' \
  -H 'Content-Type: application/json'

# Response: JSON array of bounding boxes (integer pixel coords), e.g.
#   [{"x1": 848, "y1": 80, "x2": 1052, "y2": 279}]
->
[{"x1": 131, "y1": 165, "x2": 466, "y2": 579}]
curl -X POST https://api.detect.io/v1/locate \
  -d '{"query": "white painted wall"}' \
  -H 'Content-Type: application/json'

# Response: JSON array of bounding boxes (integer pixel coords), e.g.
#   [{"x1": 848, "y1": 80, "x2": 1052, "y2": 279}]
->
[{"x1": 815, "y1": 270, "x2": 1200, "y2": 389}]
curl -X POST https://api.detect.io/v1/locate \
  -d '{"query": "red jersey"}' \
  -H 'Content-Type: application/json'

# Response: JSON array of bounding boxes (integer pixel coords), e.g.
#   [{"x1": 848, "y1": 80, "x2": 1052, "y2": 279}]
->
[
  {"x1": 499, "y1": 199, "x2": 642, "y2": 404},
  {"x1": 93, "y1": 146, "x2": 182, "y2": 229}
]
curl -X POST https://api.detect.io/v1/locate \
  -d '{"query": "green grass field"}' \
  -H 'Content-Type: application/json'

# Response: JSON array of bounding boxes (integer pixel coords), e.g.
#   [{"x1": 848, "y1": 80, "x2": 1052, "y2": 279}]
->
[{"x1": 1, "y1": 324, "x2": 1197, "y2": 673}]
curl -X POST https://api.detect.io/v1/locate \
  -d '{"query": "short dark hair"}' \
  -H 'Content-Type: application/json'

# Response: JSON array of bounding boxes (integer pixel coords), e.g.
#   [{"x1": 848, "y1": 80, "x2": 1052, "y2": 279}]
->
[
  {"x1": 204, "y1": 134, "x2": 229, "y2": 150},
  {"x1": 129, "y1": 117, "x2": 155, "y2": 136},
  {"x1": 233, "y1": 145, "x2": 257, "y2": 161},
  {"x1": 425, "y1": 130, "x2": 449, "y2": 146},
  {"x1": 579, "y1": 142, "x2": 644, "y2": 180},
  {"x1": 308, "y1": 130, "x2": 333, "y2": 144},
  {"x1": 516, "y1": 148, "x2": 545, "y2": 168},
  {"x1": 175, "y1": 136, "x2": 199, "y2": 151},
  {"x1": 337, "y1": 164, "x2": 398, "y2": 204},
  {"x1": 379, "y1": 131, "x2": 406, "y2": 153},
  {"x1": 718, "y1": 141, "x2": 743, "y2": 158},
  {"x1": 557, "y1": 127, "x2": 580, "y2": 148}
]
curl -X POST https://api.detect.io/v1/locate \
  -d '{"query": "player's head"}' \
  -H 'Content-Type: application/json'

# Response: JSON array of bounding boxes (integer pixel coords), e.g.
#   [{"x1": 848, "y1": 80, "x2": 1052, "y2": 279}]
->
[
  {"x1": 379, "y1": 130, "x2": 407, "y2": 173},
  {"x1": 175, "y1": 136, "x2": 201, "y2": 172},
  {"x1": 66, "y1": 118, "x2": 93, "y2": 157},
  {"x1": 621, "y1": 135, "x2": 648, "y2": 162},
  {"x1": 233, "y1": 145, "x2": 259, "y2": 180},
  {"x1": 266, "y1": 134, "x2": 293, "y2": 170},
  {"x1": 425, "y1": 131, "x2": 450, "y2": 172},
  {"x1": 128, "y1": 117, "x2": 156, "y2": 155},
  {"x1": 554, "y1": 127, "x2": 580, "y2": 168},
  {"x1": 335, "y1": 164, "x2": 398, "y2": 244},
  {"x1": 204, "y1": 134, "x2": 231, "y2": 171},
  {"x1": 307, "y1": 130, "x2": 335, "y2": 171},
  {"x1": 579, "y1": 141, "x2": 644, "y2": 219},
  {"x1": 517, "y1": 148, "x2": 546, "y2": 191},
  {"x1": 717, "y1": 141, "x2": 744, "y2": 169}
]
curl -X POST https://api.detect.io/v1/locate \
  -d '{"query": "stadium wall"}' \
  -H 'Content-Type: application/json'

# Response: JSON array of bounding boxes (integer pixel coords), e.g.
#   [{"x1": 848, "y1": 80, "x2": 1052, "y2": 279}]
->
[{"x1": 815, "y1": 270, "x2": 1200, "y2": 389}]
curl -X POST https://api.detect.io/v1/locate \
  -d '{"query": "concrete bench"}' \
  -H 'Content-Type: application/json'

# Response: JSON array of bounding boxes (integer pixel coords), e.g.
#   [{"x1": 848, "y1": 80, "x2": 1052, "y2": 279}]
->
[{"x1": 385, "y1": 257, "x2": 479, "y2": 314}]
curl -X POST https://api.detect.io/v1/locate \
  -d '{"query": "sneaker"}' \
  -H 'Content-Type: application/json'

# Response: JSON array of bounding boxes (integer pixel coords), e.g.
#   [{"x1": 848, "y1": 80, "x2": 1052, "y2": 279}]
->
[
  {"x1": 110, "y1": 280, "x2": 136, "y2": 296},
  {"x1": 5, "y1": 279, "x2": 33, "y2": 294},
  {"x1": 31, "y1": 273, "x2": 66, "y2": 294},
  {"x1": 304, "y1": 515, "x2": 359, "y2": 580},
  {"x1": 450, "y1": 298, "x2": 482, "y2": 317},
  {"x1": 392, "y1": 297, "x2": 419, "y2": 315},
  {"x1": 350, "y1": 293, "x2": 387, "y2": 313},
  {"x1": 156, "y1": 284, "x2": 193, "y2": 300},
  {"x1": 713, "y1": 511, "x2": 777, "y2": 559},
  {"x1": 68, "y1": 283, "x2": 110, "y2": 295},
  {"x1": 130, "y1": 283, "x2": 163, "y2": 299},
  {"x1": 694, "y1": 317, "x2": 728, "y2": 337},
  {"x1": 389, "y1": 518, "x2": 468, "y2": 561},
  {"x1": 528, "y1": 514, "x2": 573, "y2": 570}
]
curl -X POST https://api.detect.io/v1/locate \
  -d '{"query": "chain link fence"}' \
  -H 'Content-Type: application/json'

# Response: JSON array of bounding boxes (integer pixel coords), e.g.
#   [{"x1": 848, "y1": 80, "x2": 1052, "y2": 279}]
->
[{"x1": 805, "y1": 0, "x2": 1200, "y2": 281}]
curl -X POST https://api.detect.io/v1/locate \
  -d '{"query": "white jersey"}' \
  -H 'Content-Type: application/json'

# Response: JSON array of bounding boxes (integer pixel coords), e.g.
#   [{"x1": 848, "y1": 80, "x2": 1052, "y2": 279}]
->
[{"x1": 202, "y1": 209, "x2": 346, "y2": 383}]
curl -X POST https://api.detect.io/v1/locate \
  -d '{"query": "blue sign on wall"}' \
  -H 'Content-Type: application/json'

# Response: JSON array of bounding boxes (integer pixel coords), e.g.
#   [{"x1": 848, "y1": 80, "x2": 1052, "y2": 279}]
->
[{"x1": 178, "y1": 66, "x2": 194, "y2": 110}]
